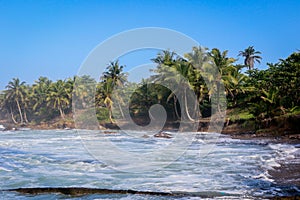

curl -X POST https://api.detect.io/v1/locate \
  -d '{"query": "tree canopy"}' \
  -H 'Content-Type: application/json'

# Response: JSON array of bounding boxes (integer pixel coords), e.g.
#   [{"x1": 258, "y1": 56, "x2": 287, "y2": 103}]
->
[{"x1": 0, "y1": 47, "x2": 299, "y2": 129}]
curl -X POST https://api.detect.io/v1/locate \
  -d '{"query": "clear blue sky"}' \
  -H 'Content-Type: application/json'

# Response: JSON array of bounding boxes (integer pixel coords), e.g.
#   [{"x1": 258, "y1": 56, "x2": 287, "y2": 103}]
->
[{"x1": 1, "y1": 0, "x2": 299, "y2": 89}]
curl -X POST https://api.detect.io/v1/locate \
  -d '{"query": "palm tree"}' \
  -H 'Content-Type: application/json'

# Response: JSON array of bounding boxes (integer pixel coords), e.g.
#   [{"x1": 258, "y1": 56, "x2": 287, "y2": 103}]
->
[
  {"x1": 102, "y1": 61, "x2": 127, "y2": 88},
  {"x1": 222, "y1": 67, "x2": 253, "y2": 106},
  {"x1": 32, "y1": 77, "x2": 52, "y2": 112},
  {"x1": 238, "y1": 46, "x2": 262, "y2": 70},
  {"x1": 5, "y1": 78, "x2": 27, "y2": 124},
  {"x1": 151, "y1": 50, "x2": 177, "y2": 66},
  {"x1": 171, "y1": 61, "x2": 199, "y2": 121},
  {"x1": 209, "y1": 48, "x2": 236, "y2": 113},
  {"x1": 151, "y1": 50, "x2": 199, "y2": 121},
  {"x1": 73, "y1": 75, "x2": 96, "y2": 109},
  {"x1": 100, "y1": 61, "x2": 127, "y2": 123},
  {"x1": 184, "y1": 47, "x2": 211, "y2": 118},
  {"x1": 46, "y1": 80, "x2": 70, "y2": 119},
  {"x1": 184, "y1": 46, "x2": 210, "y2": 70},
  {"x1": 1, "y1": 91, "x2": 18, "y2": 124},
  {"x1": 101, "y1": 79, "x2": 114, "y2": 122}
]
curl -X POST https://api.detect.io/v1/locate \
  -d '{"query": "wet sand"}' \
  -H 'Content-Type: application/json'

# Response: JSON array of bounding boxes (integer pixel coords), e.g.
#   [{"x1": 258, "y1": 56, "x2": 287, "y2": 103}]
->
[{"x1": 269, "y1": 163, "x2": 300, "y2": 187}]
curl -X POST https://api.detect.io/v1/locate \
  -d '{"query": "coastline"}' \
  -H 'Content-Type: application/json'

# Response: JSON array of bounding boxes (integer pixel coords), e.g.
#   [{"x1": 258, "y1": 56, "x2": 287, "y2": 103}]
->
[{"x1": 1, "y1": 115, "x2": 300, "y2": 143}]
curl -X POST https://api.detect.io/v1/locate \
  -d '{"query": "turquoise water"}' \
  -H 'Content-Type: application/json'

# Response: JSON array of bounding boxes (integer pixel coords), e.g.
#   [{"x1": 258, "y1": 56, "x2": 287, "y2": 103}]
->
[{"x1": 0, "y1": 130, "x2": 299, "y2": 199}]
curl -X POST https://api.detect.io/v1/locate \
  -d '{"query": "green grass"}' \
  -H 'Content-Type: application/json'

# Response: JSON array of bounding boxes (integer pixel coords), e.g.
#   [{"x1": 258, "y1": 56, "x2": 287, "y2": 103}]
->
[{"x1": 227, "y1": 107, "x2": 255, "y2": 122}]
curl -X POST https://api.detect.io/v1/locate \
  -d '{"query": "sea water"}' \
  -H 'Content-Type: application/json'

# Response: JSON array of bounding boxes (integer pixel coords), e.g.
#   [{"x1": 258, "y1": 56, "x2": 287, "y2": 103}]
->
[{"x1": 0, "y1": 130, "x2": 299, "y2": 199}]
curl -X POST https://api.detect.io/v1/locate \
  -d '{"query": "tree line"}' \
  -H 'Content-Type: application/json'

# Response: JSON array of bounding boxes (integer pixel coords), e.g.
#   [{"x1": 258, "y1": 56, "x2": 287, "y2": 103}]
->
[{"x1": 0, "y1": 46, "x2": 299, "y2": 126}]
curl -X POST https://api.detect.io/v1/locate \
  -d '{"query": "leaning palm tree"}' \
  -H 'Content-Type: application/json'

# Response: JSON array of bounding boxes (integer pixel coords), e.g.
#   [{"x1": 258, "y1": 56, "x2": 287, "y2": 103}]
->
[
  {"x1": 5, "y1": 78, "x2": 27, "y2": 124},
  {"x1": 1, "y1": 94, "x2": 18, "y2": 124},
  {"x1": 238, "y1": 46, "x2": 262, "y2": 70}
]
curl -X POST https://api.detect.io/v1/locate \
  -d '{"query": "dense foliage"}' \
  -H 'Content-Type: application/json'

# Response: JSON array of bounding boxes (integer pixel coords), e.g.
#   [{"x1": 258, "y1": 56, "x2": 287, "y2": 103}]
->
[{"x1": 0, "y1": 47, "x2": 299, "y2": 127}]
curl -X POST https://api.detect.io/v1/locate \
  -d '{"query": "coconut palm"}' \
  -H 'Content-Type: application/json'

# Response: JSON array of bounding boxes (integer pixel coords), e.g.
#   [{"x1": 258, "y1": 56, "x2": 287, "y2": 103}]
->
[
  {"x1": 1, "y1": 93, "x2": 18, "y2": 124},
  {"x1": 73, "y1": 75, "x2": 97, "y2": 109},
  {"x1": 222, "y1": 67, "x2": 253, "y2": 106},
  {"x1": 170, "y1": 61, "x2": 199, "y2": 121},
  {"x1": 102, "y1": 61, "x2": 127, "y2": 88},
  {"x1": 152, "y1": 50, "x2": 199, "y2": 121},
  {"x1": 151, "y1": 50, "x2": 177, "y2": 66},
  {"x1": 184, "y1": 47, "x2": 211, "y2": 117},
  {"x1": 31, "y1": 77, "x2": 52, "y2": 112},
  {"x1": 100, "y1": 61, "x2": 127, "y2": 123},
  {"x1": 209, "y1": 48, "x2": 236, "y2": 113},
  {"x1": 46, "y1": 80, "x2": 70, "y2": 119},
  {"x1": 238, "y1": 46, "x2": 262, "y2": 70},
  {"x1": 4, "y1": 78, "x2": 27, "y2": 124},
  {"x1": 184, "y1": 46, "x2": 210, "y2": 70}
]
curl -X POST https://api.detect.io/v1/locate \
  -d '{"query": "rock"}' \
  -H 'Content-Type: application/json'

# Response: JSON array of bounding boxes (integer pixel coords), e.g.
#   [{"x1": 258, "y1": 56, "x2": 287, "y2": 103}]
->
[
  {"x1": 103, "y1": 131, "x2": 117, "y2": 134},
  {"x1": 98, "y1": 125, "x2": 106, "y2": 130},
  {"x1": 288, "y1": 134, "x2": 300, "y2": 140},
  {"x1": 142, "y1": 134, "x2": 150, "y2": 138},
  {"x1": 0, "y1": 124, "x2": 5, "y2": 131},
  {"x1": 154, "y1": 131, "x2": 173, "y2": 138}
]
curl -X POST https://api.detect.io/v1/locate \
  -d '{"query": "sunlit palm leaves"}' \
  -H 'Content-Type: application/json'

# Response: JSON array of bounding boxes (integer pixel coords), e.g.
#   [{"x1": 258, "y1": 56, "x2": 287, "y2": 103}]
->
[
  {"x1": 238, "y1": 46, "x2": 262, "y2": 70},
  {"x1": 4, "y1": 78, "x2": 27, "y2": 124}
]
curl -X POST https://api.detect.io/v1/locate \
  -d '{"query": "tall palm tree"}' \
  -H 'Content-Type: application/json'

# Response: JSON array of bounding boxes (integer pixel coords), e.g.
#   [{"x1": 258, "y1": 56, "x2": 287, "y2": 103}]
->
[
  {"x1": 151, "y1": 50, "x2": 199, "y2": 121},
  {"x1": 102, "y1": 80, "x2": 114, "y2": 122},
  {"x1": 46, "y1": 80, "x2": 70, "y2": 119},
  {"x1": 170, "y1": 60, "x2": 199, "y2": 121},
  {"x1": 184, "y1": 47, "x2": 211, "y2": 117},
  {"x1": 151, "y1": 50, "x2": 177, "y2": 66},
  {"x1": 102, "y1": 61, "x2": 127, "y2": 88},
  {"x1": 5, "y1": 78, "x2": 27, "y2": 124},
  {"x1": 209, "y1": 48, "x2": 236, "y2": 113},
  {"x1": 222, "y1": 67, "x2": 253, "y2": 106},
  {"x1": 73, "y1": 75, "x2": 96, "y2": 109},
  {"x1": 238, "y1": 46, "x2": 262, "y2": 70},
  {"x1": 184, "y1": 46, "x2": 210, "y2": 70},
  {"x1": 1, "y1": 91, "x2": 18, "y2": 124},
  {"x1": 32, "y1": 77, "x2": 52, "y2": 112},
  {"x1": 100, "y1": 61, "x2": 127, "y2": 123}
]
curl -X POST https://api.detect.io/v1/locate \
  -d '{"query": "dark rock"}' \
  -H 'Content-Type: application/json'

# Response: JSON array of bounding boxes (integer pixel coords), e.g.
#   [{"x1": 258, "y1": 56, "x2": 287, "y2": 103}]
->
[
  {"x1": 154, "y1": 131, "x2": 172, "y2": 138},
  {"x1": 103, "y1": 131, "x2": 117, "y2": 134}
]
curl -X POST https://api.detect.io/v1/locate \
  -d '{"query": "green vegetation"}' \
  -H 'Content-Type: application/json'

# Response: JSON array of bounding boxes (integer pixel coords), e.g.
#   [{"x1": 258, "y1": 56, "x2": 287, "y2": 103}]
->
[
  {"x1": 0, "y1": 46, "x2": 299, "y2": 134},
  {"x1": 227, "y1": 107, "x2": 254, "y2": 122}
]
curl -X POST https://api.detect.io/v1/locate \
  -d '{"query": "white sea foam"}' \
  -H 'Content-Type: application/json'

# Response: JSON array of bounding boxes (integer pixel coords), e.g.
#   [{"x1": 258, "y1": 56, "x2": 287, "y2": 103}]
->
[{"x1": 0, "y1": 130, "x2": 299, "y2": 198}]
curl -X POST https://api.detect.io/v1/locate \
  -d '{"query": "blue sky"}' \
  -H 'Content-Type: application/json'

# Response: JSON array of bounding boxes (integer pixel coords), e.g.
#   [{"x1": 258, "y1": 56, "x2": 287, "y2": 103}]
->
[{"x1": 0, "y1": 0, "x2": 300, "y2": 89}]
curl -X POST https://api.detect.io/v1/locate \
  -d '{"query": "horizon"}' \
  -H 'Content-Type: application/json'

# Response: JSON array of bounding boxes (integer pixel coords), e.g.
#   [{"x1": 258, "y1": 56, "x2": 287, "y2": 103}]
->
[{"x1": 1, "y1": 0, "x2": 300, "y2": 89}]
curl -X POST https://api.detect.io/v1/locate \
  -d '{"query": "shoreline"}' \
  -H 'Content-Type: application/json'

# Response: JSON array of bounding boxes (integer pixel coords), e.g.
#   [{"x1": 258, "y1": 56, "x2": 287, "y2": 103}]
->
[{"x1": 1, "y1": 118, "x2": 300, "y2": 143}]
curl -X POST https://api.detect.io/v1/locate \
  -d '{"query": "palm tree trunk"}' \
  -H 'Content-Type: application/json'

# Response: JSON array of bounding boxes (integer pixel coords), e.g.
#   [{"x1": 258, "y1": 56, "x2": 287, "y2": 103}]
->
[
  {"x1": 249, "y1": 58, "x2": 254, "y2": 70},
  {"x1": 59, "y1": 106, "x2": 65, "y2": 119},
  {"x1": 23, "y1": 108, "x2": 29, "y2": 123},
  {"x1": 16, "y1": 99, "x2": 24, "y2": 124},
  {"x1": 173, "y1": 96, "x2": 180, "y2": 119},
  {"x1": 184, "y1": 88, "x2": 196, "y2": 122},
  {"x1": 197, "y1": 93, "x2": 204, "y2": 118},
  {"x1": 216, "y1": 82, "x2": 223, "y2": 114},
  {"x1": 108, "y1": 108, "x2": 113, "y2": 123},
  {"x1": 117, "y1": 101, "x2": 125, "y2": 119},
  {"x1": 10, "y1": 106, "x2": 18, "y2": 124}
]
